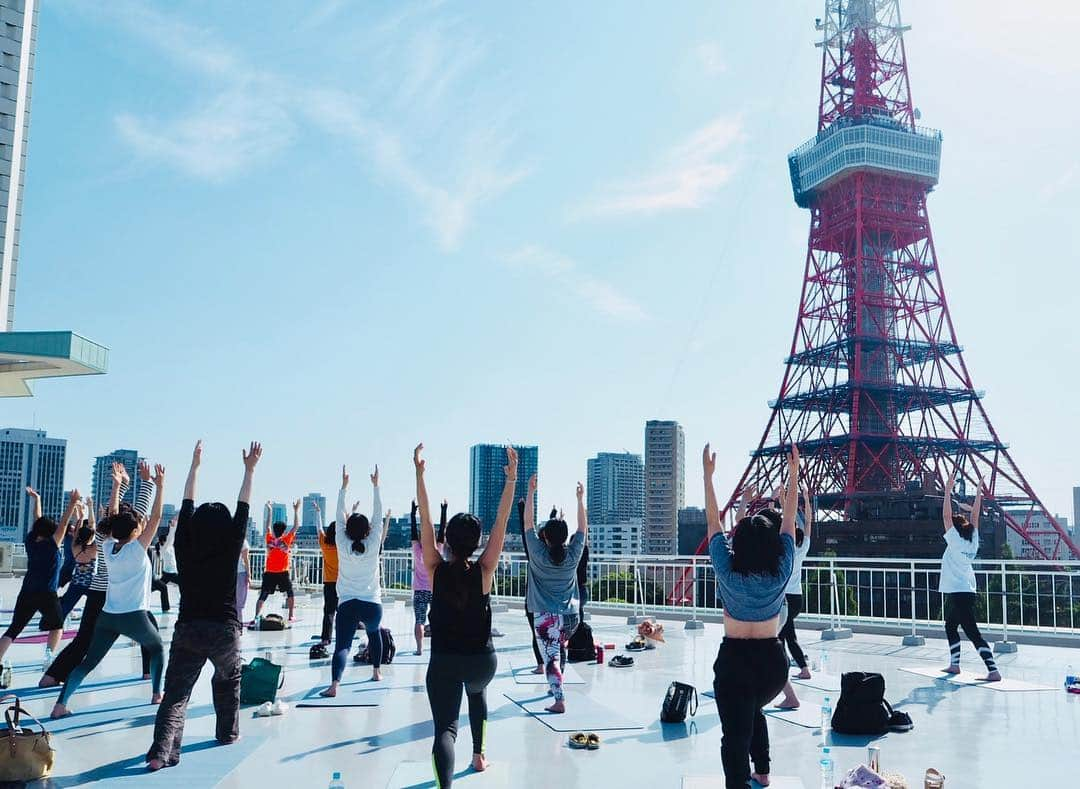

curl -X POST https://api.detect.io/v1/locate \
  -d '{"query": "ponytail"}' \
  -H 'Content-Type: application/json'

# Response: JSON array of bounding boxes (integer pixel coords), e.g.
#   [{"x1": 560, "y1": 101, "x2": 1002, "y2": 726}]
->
[{"x1": 345, "y1": 513, "x2": 371, "y2": 555}]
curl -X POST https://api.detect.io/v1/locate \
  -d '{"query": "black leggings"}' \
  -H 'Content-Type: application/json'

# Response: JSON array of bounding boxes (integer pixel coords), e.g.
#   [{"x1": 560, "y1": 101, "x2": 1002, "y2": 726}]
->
[
  {"x1": 426, "y1": 650, "x2": 497, "y2": 787},
  {"x1": 712, "y1": 638, "x2": 788, "y2": 789},
  {"x1": 944, "y1": 592, "x2": 996, "y2": 672},
  {"x1": 321, "y1": 582, "x2": 338, "y2": 644},
  {"x1": 778, "y1": 594, "x2": 807, "y2": 669}
]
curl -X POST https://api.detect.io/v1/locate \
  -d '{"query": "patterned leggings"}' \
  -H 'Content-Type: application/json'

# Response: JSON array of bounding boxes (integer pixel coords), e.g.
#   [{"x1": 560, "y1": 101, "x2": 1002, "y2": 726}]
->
[
  {"x1": 533, "y1": 612, "x2": 579, "y2": 702},
  {"x1": 413, "y1": 589, "x2": 432, "y2": 626}
]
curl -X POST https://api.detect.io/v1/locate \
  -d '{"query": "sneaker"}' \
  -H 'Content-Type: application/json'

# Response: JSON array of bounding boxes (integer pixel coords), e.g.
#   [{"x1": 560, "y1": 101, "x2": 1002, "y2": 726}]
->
[
  {"x1": 255, "y1": 702, "x2": 273, "y2": 717},
  {"x1": 888, "y1": 710, "x2": 914, "y2": 732},
  {"x1": 608, "y1": 655, "x2": 634, "y2": 668},
  {"x1": 271, "y1": 700, "x2": 288, "y2": 716}
]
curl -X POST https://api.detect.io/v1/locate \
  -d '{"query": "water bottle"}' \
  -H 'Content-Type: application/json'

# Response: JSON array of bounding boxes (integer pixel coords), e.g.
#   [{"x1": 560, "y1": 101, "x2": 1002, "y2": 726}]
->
[
  {"x1": 820, "y1": 648, "x2": 831, "y2": 676},
  {"x1": 42, "y1": 647, "x2": 53, "y2": 671},
  {"x1": 820, "y1": 696, "x2": 832, "y2": 736},
  {"x1": 1066, "y1": 663, "x2": 1076, "y2": 690},
  {"x1": 819, "y1": 747, "x2": 834, "y2": 788},
  {"x1": 328, "y1": 771, "x2": 345, "y2": 789}
]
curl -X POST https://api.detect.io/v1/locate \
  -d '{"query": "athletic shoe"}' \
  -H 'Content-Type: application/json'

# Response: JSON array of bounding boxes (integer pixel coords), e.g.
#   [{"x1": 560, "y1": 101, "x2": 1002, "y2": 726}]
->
[
  {"x1": 271, "y1": 700, "x2": 288, "y2": 716},
  {"x1": 608, "y1": 655, "x2": 634, "y2": 668},
  {"x1": 255, "y1": 702, "x2": 273, "y2": 717}
]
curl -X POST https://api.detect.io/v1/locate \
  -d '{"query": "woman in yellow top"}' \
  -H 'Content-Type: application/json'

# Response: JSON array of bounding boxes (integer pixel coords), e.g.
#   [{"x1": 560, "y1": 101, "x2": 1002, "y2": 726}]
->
[{"x1": 313, "y1": 500, "x2": 339, "y2": 646}]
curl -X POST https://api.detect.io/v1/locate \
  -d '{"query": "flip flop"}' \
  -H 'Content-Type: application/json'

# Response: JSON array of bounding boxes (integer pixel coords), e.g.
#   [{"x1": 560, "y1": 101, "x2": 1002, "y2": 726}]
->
[{"x1": 568, "y1": 732, "x2": 589, "y2": 750}]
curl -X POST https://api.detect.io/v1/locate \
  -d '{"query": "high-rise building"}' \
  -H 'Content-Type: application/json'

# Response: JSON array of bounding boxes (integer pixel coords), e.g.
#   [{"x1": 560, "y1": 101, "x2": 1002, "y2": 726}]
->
[
  {"x1": 1073, "y1": 487, "x2": 1080, "y2": 536},
  {"x1": 270, "y1": 502, "x2": 289, "y2": 528},
  {"x1": 300, "y1": 493, "x2": 326, "y2": 548},
  {"x1": 589, "y1": 519, "x2": 642, "y2": 556},
  {"x1": 586, "y1": 452, "x2": 644, "y2": 524},
  {"x1": 678, "y1": 507, "x2": 708, "y2": 556},
  {"x1": 644, "y1": 420, "x2": 685, "y2": 555},
  {"x1": 0, "y1": 428, "x2": 65, "y2": 538},
  {"x1": 469, "y1": 444, "x2": 538, "y2": 535},
  {"x1": 91, "y1": 450, "x2": 145, "y2": 512}
]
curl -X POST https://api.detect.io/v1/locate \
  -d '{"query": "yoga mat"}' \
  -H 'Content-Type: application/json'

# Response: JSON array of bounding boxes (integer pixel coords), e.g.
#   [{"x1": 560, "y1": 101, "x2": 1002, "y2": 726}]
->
[
  {"x1": 295, "y1": 684, "x2": 389, "y2": 707},
  {"x1": 791, "y1": 673, "x2": 840, "y2": 692},
  {"x1": 503, "y1": 691, "x2": 643, "y2": 732},
  {"x1": 35, "y1": 698, "x2": 159, "y2": 735},
  {"x1": 388, "y1": 651, "x2": 432, "y2": 665},
  {"x1": 7, "y1": 674, "x2": 146, "y2": 700},
  {"x1": 684, "y1": 776, "x2": 804, "y2": 789},
  {"x1": 387, "y1": 760, "x2": 509, "y2": 788},
  {"x1": 508, "y1": 658, "x2": 584, "y2": 685},
  {"x1": 898, "y1": 666, "x2": 1055, "y2": 691},
  {"x1": 40, "y1": 735, "x2": 267, "y2": 787},
  {"x1": 763, "y1": 704, "x2": 821, "y2": 729},
  {"x1": 13, "y1": 629, "x2": 78, "y2": 644}
]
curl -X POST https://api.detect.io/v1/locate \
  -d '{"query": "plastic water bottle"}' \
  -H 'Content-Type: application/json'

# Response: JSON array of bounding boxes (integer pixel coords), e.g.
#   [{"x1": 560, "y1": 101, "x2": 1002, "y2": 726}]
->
[
  {"x1": 819, "y1": 747, "x2": 834, "y2": 788},
  {"x1": 820, "y1": 648, "x2": 831, "y2": 676},
  {"x1": 328, "y1": 771, "x2": 345, "y2": 789},
  {"x1": 820, "y1": 696, "x2": 832, "y2": 736},
  {"x1": 42, "y1": 647, "x2": 53, "y2": 671},
  {"x1": 1066, "y1": 663, "x2": 1076, "y2": 690}
]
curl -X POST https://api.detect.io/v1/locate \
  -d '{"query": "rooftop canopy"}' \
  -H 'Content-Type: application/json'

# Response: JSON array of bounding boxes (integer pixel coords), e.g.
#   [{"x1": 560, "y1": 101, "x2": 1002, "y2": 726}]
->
[{"x1": 0, "y1": 330, "x2": 109, "y2": 397}]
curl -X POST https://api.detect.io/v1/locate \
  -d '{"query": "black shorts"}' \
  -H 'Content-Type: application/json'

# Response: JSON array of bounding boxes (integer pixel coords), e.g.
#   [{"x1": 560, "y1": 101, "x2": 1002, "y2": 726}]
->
[
  {"x1": 259, "y1": 571, "x2": 294, "y2": 599},
  {"x1": 4, "y1": 589, "x2": 63, "y2": 639}
]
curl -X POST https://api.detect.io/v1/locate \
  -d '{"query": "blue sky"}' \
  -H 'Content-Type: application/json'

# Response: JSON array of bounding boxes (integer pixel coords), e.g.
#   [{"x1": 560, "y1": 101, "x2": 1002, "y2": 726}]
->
[{"x1": 7, "y1": 0, "x2": 1080, "y2": 521}]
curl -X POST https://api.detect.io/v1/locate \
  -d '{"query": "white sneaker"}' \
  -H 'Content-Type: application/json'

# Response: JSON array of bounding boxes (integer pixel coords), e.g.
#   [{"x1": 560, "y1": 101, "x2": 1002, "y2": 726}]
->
[
  {"x1": 271, "y1": 700, "x2": 288, "y2": 716},
  {"x1": 256, "y1": 702, "x2": 273, "y2": 717}
]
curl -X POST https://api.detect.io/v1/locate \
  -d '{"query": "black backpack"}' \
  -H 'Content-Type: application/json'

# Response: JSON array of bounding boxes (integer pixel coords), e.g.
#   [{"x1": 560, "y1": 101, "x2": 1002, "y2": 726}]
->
[
  {"x1": 309, "y1": 643, "x2": 329, "y2": 660},
  {"x1": 258, "y1": 614, "x2": 286, "y2": 632},
  {"x1": 660, "y1": 681, "x2": 698, "y2": 723},
  {"x1": 831, "y1": 672, "x2": 892, "y2": 735},
  {"x1": 567, "y1": 621, "x2": 595, "y2": 663},
  {"x1": 353, "y1": 628, "x2": 397, "y2": 664}
]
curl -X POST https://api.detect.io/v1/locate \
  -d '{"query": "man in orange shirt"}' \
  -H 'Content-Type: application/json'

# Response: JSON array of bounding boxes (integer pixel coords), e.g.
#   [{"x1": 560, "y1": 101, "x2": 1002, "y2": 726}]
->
[{"x1": 252, "y1": 500, "x2": 300, "y2": 625}]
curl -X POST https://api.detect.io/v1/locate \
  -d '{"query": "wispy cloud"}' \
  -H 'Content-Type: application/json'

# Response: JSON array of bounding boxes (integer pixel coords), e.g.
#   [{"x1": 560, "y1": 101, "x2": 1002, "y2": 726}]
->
[
  {"x1": 573, "y1": 116, "x2": 743, "y2": 219},
  {"x1": 693, "y1": 41, "x2": 727, "y2": 76},
  {"x1": 507, "y1": 245, "x2": 647, "y2": 322},
  {"x1": 81, "y1": 0, "x2": 526, "y2": 250}
]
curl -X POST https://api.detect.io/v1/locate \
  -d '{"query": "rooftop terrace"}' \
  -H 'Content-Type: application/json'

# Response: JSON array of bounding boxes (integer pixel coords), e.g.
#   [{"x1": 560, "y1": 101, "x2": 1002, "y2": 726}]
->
[{"x1": 0, "y1": 562, "x2": 1076, "y2": 789}]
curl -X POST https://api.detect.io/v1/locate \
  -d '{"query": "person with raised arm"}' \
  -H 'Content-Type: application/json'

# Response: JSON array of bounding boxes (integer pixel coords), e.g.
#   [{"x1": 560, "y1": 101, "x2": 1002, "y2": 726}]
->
[
  {"x1": 253, "y1": 498, "x2": 300, "y2": 625},
  {"x1": 321, "y1": 463, "x2": 385, "y2": 695},
  {"x1": 525, "y1": 476, "x2": 588, "y2": 714},
  {"x1": 775, "y1": 486, "x2": 816, "y2": 708},
  {"x1": 58, "y1": 498, "x2": 93, "y2": 622},
  {"x1": 51, "y1": 463, "x2": 168, "y2": 719},
  {"x1": 313, "y1": 498, "x2": 338, "y2": 646},
  {"x1": 147, "y1": 441, "x2": 262, "y2": 771},
  {"x1": 705, "y1": 443, "x2": 799, "y2": 789},
  {"x1": 519, "y1": 493, "x2": 545, "y2": 674},
  {"x1": 418, "y1": 443, "x2": 515, "y2": 785},
  {"x1": 0, "y1": 488, "x2": 79, "y2": 663},
  {"x1": 410, "y1": 498, "x2": 443, "y2": 656},
  {"x1": 939, "y1": 470, "x2": 1000, "y2": 681}
]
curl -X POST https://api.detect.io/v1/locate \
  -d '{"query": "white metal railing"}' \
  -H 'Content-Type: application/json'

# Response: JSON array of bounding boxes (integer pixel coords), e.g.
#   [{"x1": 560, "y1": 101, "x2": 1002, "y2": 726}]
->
[{"x1": 244, "y1": 549, "x2": 1080, "y2": 640}]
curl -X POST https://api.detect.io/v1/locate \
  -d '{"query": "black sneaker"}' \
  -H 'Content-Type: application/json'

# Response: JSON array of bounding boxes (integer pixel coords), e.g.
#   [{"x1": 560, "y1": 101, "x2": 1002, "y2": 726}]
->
[
  {"x1": 608, "y1": 655, "x2": 635, "y2": 668},
  {"x1": 888, "y1": 710, "x2": 914, "y2": 732}
]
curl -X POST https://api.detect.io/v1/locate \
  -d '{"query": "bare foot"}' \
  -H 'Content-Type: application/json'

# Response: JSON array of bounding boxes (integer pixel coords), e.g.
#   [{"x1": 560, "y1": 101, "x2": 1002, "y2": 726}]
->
[
  {"x1": 796, "y1": 668, "x2": 812, "y2": 680},
  {"x1": 471, "y1": 754, "x2": 489, "y2": 772},
  {"x1": 751, "y1": 772, "x2": 770, "y2": 786},
  {"x1": 50, "y1": 703, "x2": 70, "y2": 720},
  {"x1": 319, "y1": 684, "x2": 338, "y2": 698},
  {"x1": 414, "y1": 649, "x2": 422, "y2": 656},
  {"x1": 147, "y1": 759, "x2": 165, "y2": 772},
  {"x1": 152, "y1": 693, "x2": 163, "y2": 704},
  {"x1": 985, "y1": 670, "x2": 1002, "y2": 682},
  {"x1": 372, "y1": 670, "x2": 382, "y2": 682},
  {"x1": 37, "y1": 675, "x2": 59, "y2": 689},
  {"x1": 545, "y1": 700, "x2": 566, "y2": 714},
  {"x1": 143, "y1": 674, "x2": 151, "y2": 680},
  {"x1": 777, "y1": 698, "x2": 800, "y2": 710},
  {"x1": 532, "y1": 665, "x2": 545, "y2": 674},
  {"x1": 942, "y1": 665, "x2": 961, "y2": 675}
]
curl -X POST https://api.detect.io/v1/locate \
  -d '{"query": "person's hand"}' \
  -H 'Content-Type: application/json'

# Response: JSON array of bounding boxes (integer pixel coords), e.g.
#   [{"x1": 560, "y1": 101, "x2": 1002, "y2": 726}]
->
[
  {"x1": 293, "y1": 499, "x2": 301, "y2": 512},
  {"x1": 576, "y1": 481, "x2": 584, "y2": 501},
  {"x1": 152, "y1": 464, "x2": 166, "y2": 488},
  {"x1": 442, "y1": 498, "x2": 447, "y2": 509},
  {"x1": 528, "y1": 474, "x2": 537, "y2": 494},
  {"x1": 138, "y1": 460, "x2": 151, "y2": 482},
  {"x1": 119, "y1": 463, "x2": 130, "y2": 485},
  {"x1": 69, "y1": 488, "x2": 80, "y2": 505},
  {"x1": 341, "y1": 465, "x2": 350, "y2": 489},
  {"x1": 25, "y1": 486, "x2": 40, "y2": 501},
  {"x1": 411, "y1": 500, "x2": 417, "y2": 516},
  {"x1": 242, "y1": 442, "x2": 262, "y2": 471},
  {"x1": 111, "y1": 461, "x2": 125, "y2": 485},
  {"x1": 191, "y1": 440, "x2": 203, "y2": 468},
  {"x1": 370, "y1": 465, "x2": 379, "y2": 487},
  {"x1": 503, "y1": 446, "x2": 518, "y2": 481},
  {"x1": 702, "y1": 443, "x2": 716, "y2": 477},
  {"x1": 740, "y1": 487, "x2": 756, "y2": 508},
  {"x1": 313, "y1": 500, "x2": 320, "y2": 513},
  {"x1": 352, "y1": 500, "x2": 361, "y2": 513},
  {"x1": 264, "y1": 501, "x2": 272, "y2": 513},
  {"x1": 945, "y1": 467, "x2": 957, "y2": 494}
]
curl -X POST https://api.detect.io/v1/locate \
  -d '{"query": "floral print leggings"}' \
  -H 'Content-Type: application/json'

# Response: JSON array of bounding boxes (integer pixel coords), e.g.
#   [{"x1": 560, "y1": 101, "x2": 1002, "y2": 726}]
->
[{"x1": 533, "y1": 611, "x2": 579, "y2": 702}]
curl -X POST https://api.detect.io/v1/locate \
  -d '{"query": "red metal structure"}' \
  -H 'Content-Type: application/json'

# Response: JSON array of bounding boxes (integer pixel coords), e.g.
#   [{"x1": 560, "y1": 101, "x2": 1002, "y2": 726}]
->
[{"x1": 711, "y1": 0, "x2": 1077, "y2": 561}]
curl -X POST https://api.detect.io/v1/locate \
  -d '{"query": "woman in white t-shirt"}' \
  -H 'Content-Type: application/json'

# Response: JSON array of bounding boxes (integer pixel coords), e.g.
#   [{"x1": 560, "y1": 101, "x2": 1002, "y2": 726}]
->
[
  {"x1": 51, "y1": 463, "x2": 168, "y2": 718},
  {"x1": 939, "y1": 470, "x2": 1000, "y2": 682}
]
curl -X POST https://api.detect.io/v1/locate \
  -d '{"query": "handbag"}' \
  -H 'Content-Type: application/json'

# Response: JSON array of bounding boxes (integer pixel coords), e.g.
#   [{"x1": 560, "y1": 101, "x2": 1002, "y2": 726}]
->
[
  {"x1": 258, "y1": 614, "x2": 286, "y2": 632},
  {"x1": 240, "y1": 658, "x2": 285, "y2": 705},
  {"x1": 0, "y1": 696, "x2": 55, "y2": 782},
  {"x1": 660, "y1": 681, "x2": 698, "y2": 723}
]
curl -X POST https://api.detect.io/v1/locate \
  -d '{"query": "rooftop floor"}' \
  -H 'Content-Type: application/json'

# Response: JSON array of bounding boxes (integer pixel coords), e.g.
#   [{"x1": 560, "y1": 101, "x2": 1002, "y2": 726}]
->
[{"x1": 2, "y1": 578, "x2": 1077, "y2": 788}]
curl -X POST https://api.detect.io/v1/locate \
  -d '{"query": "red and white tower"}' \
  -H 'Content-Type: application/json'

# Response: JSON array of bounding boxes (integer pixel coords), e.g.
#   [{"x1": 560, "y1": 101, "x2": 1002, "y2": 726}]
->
[{"x1": 721, "y1": 0, "x2": 1077, "y2": 559}]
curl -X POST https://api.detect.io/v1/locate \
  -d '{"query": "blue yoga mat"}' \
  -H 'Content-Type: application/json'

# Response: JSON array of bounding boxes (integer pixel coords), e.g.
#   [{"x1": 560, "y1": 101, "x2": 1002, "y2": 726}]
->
[
  {"x1": 35, "y1": 735, "x2": 267, "y2": 787},
  {"x1": 295, "y1": 684, "x2": 388, "y2": 707},
  {"x1": 387, "y1": 760, "x2": 510, "y2": 788},
  {"x1": 503, "y1": 690, "x2": 644, "y2": 732},
  {"x1": 6, "y1": 675, "x2": 145, "y2": 701}
]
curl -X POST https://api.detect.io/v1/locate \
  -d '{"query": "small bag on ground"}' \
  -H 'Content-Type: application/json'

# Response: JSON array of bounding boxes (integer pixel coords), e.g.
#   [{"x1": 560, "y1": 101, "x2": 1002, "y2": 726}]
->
[
  {"x1": 353, "y1": 628, "x2": 396, "y2": 664},
  {"x1": 567, "y1": 621, "x2": 596, "y2": 662},
  {"x1": 831, "y1": 671, "x2": 896, "y2": 736},
  {"x1": 0, "y1": 697, "x2": 56, "y2": 782},
  {"x1": 240, "y1": 658, "x2": 285, "y2": 705},
  {"x1": 258, "y1": 614, "x2": 286, "y2": 631},
  {"x1": 660, "y1": 681, "x2": 698, "y2": 723}
]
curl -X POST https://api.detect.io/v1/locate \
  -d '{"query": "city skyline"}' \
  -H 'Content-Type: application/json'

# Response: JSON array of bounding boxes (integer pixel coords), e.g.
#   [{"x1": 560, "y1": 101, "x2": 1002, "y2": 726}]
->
[{"x1": 1, "y1": 2, "x2": 1078, "y2": 527}]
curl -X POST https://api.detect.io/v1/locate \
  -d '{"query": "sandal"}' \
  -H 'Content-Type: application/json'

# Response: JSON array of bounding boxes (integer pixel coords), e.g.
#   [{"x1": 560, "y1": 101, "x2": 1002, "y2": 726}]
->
[
  {"x1": 568, "y1": 732, "x2": 590, "y2": 750},
  {"x1": 608, "y1": 655, "x2": 634, "y2": 668},
  {"x1": 586, "y1": 733, "x2": 601, "y2": 750}
]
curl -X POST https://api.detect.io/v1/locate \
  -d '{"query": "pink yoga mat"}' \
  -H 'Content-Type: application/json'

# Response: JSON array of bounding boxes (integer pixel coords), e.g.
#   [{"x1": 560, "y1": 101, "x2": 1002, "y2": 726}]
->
[{"x1": 13, "y1": 630, "x2": 78, "y2": 644}]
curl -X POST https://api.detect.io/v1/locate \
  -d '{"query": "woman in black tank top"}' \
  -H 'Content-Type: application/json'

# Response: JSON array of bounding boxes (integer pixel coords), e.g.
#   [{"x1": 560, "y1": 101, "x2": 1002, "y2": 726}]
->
[{"x1": 414, "y1": 443, "x2": 517, "y2": 788}]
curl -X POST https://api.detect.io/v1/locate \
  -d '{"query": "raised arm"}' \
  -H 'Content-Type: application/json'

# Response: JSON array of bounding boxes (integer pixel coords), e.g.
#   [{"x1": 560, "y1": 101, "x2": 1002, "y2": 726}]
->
[
  {"x1": 943, "y1": 469, "x2": 956, "y2": 532},
  {"x1": 479, "y1": 446, "x2": 517, "y2": 572},
  {"x1": 86, "y1": 496, "x2": 96, "y2": 532},
  {"x1": 313, "y1": 499, "x2": 325, "y2": 535},
  {"x1": 414, "y1": 444, "x2": 440, "y2": 573},
  {"x1": 108, "y1": 462, "x2": 126, "y2": 516},
  {"x1": 410, "y1": 500, "x2": 419, "y2": 544},
  {"x1": 238, "y1": 442, "x2": 260, "y2": 505},
  {"x1": 185, "y1": 440, "x2": 202, "y2": 502},
  {"x1": 575, "y1": 482, "x2": 587, "y2": 535},
  {"x1": 54, "y1": 489, "x2": 79, "y2": 546},
  {"x1": 369, "y1": 465, "x2": 383, "y2": 542},
  {"x1": 780, "y1": 446, "x2": 799, "y2": 540},
  {"x1": 970, "y1": 478, "x2": 983, "y2": 531},
  {"x1": 164, "y1": 516, "x2": 177, "y2": 549},
  {"x1": 25, "y1": 487, "x2": 42, "y2": 522},
  {"x1": 337, "y1": 466, "x2": 349, "y2": 528},
  {"x1": 802, "y1": 486, "x2": 813, "y2": 538},
  {"x1": 288, "y1": 500, "x2": 301, "y2": 537},
  {"x1": 703, "y1": 444, "x2": 722, "y2": 540},
  {"x1": 137, "y1": 465, "x2": 166, "y2": 549},
  {"x1": 523, "y1": 474, "x2": 537, "y2": 532},
  {"x1": 437, "y1": 500, "x2": 448, "y2": 545},
  {"x1": 735, "y1": 486, "x2": 755, "y2": 523}
]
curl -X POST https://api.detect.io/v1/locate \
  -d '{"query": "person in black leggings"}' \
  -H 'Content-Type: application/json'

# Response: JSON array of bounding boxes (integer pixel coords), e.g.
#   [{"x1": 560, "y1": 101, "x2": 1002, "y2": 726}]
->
[
  {"x1": 415, "y1": 443, "x2": 516, "y2": 787},
  {"x1": 519, "y1": 500, "x2": 545, "y2": 671}
]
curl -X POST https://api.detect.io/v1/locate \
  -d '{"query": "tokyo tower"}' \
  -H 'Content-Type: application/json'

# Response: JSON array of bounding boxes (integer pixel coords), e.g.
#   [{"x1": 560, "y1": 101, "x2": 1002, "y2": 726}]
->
[{"x1": 720, "y1": 0, "x2": 1077, "y2": 560}]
